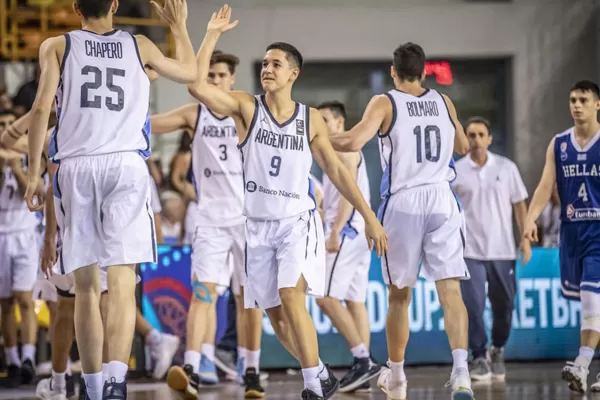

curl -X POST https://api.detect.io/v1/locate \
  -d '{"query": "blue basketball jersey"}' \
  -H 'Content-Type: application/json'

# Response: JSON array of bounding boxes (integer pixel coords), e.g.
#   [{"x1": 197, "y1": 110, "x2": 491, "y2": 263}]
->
[{"x1": 554, "y1": 128, "x2": 600, "y2": 222}]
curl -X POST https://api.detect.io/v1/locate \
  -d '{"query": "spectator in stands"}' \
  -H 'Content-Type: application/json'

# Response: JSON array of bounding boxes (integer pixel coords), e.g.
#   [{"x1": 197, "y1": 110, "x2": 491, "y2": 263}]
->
[
  {"x1": 147, "y1": 156, "x2": 164, "y2": 188},
  {"x1": 0, "y1": 89, "x2": 12, "y2": 111},
  {"x1": 538, "y1": 185, "x2": 561, "y2": 248},
  {"x1": 12, "y1": 64, "x2": 40, "y2": 117},
  {"x1": 160, "y1": 191, "x2": 186, "y2": 244},
  {"x1": 169, "y1": 132, "x2": 194, "y2": 201}
]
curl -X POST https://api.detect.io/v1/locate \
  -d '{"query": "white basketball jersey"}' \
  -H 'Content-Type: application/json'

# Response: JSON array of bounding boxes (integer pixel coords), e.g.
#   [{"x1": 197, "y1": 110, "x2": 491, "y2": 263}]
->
[
  {"x1": 190, "y1": 104, "x2": 244, "y2": 227},
  {"x1": 240, "y1": 95, "x2": 316, "y2": 220},
  {"x1": 0, "y1": 164, "x2": 38, "y2": 233},
  {"x1": 49, "y1": 30, "x2": 151, "y2": 162},
  {"x1": 322, "y1": 152, "x2": 370, "y2": 233},
  {"x1": 380, "y1": 89, "x2": 456, "y2": 196}
]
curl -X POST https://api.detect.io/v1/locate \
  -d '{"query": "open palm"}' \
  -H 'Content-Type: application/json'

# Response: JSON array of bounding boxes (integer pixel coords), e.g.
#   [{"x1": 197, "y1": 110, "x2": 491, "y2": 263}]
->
[{"x1": 207, "y1": 4, "x2": 239, "y2": 33}]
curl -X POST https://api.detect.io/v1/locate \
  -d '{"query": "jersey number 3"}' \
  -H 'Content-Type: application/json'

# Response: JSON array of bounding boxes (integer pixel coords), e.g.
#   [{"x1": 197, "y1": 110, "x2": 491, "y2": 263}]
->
[
  {"x1": 80, "y1": 66, "x2": 125, "y2": 112},
  {"x1": 414, "y1": 125, "x2": 441, "y2": 163}
]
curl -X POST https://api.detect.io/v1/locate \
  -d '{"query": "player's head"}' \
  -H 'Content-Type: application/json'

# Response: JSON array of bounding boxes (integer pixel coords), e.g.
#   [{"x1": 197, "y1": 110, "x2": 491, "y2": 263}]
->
[
  {"x1": 0, "y1": 109, "x2": 16, "y2": 135},
  {"x1": 391, "y1": 42, "x2": 426, "y2": 84},
  {"x1": 317, "y1": 101, "x2": 347, "y2": 135},
  {"x1": 261, "y1": 42, "x2": 303, "y2": 93},
  {"x1": 569, "y1": 80, "x2": 600, "y2": 123},
  {"x1": 73, "y1": 0, "x2": 117, "y2": 21},
  {"x1": 464, "y1": 116, "x2": 492, "y2": 156},
  {"x1": 209, "y1": 50, "x2": 239, "y2": 92}
]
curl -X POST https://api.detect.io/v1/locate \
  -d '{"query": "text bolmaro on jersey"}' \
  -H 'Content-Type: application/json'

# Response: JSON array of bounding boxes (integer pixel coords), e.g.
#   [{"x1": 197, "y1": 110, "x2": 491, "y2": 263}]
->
[
  {"x1": 239, "y1": 95, "x2": 316, "y2": 220},
  {"x1": 49, "y1": 30, "x2": 151, "y2": 162}
]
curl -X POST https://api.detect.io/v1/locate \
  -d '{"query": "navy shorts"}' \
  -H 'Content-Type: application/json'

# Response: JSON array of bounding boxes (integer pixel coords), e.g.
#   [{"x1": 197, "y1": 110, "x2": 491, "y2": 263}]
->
[{"x1": 559, "y1": 222, "x2": 600, "y2": 301}]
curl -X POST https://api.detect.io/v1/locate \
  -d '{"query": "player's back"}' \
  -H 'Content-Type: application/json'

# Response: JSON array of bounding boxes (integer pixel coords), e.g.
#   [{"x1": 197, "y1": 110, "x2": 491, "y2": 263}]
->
[
  {"x1": 379, "y1": 88, "x2": 456, "y2": 198},
  {"x1": 49, "y1": 30, "x2": 151, "y2": 162}
]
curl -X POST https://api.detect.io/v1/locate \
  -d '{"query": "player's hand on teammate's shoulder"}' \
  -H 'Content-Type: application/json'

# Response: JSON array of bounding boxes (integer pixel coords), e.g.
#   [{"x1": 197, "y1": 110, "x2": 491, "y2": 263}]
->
[
  {"x1": 518, "y1": 238, "x2": 532, "y2": 265},
  {"x1": 24, "y1": 177, "x2": 45, "y2": 212},
  {"x1": 151, "y1": 0, "x2": 188, "y2": 28},
  {"x1": 206, "y1": 4, "x2": 239, "y2": 34},
  {"x1": 364, "y1": 214, "x2": 388, "y2": 257}
]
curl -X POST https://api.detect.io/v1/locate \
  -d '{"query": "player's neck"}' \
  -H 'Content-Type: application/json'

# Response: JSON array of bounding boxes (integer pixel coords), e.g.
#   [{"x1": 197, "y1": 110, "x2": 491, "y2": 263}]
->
[
  {"x1": 81, "y1": 18, "x2": 114, "y2": 35},
  {"x1": 395, "y1": 81, "x2": 425, "y2": 97},
  {"x1": 470, "y1": 150, "x2": 488, "y2": 167},
  {"x1": 264, "y1": 90, "x2": 295, "y2": 117},
  {"x1": 574, "y1": 120, "x2": 600, "y2": 138}
]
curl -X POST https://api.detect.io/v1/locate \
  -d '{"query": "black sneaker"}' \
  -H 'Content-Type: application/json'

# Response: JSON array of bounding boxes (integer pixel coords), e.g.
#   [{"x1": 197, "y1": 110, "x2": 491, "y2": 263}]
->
[
  {"x1": 4, "y1": 364, "x2": 20, "y2": 388},
  {"x1": 166, "y1": 364, "x2": 200, "y2": 399},
  {"x1": 301, "y1": 388, "x2": 325, "y2": 399},
  {"x1": 243, "y1": 367, "x2": 265, "y2": 398},
  {"x1": 79, "y1": 375, "x2": 87, "y2": 400},
  {"x1": 21, "y1": 359, "x2": 35, "y2": 384},
  {"x1": 338, "y1": 357, "x2": 382, "y2": 393},
  {"x1": 103, "y1": 378, "x2": 127, "y2": 399},
  {"x1": 66, "y1": 374, "x2": 75, "y2": 398},
  {"x1": 319, "y1": 363, "x2": 339, "y2": 399},
  {"x1": 353, "y1": 381, "x2": 371, "y2": 392}
]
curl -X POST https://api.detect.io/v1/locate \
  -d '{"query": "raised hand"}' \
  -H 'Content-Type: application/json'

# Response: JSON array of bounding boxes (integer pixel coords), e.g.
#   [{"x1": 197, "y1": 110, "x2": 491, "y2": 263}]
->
[
  {"x1": 151, "y1": 0, "x2": 188, "y2": 27},
  {"x1": 207, "y1": 4, "x2": 239, "y2": 34}
]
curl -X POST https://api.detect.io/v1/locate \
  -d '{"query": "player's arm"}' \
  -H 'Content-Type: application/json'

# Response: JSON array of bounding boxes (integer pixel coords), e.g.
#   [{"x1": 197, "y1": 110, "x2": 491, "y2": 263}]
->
[
  {"x1": 28, "y1": 36, "x2": 62, "y2": 194},
  {"x1": 137, "y1": 0, "x2": 196, "y2": 83},
  {"x1": 41, "y1": 163, "x2": 58, "y2": 276},
  {"x1": 524, "y1": 138, "x2": 557, "y2": 242},
  {"x1": 329, "y1": 95, "x2": 389, "y2": 152},
  {"x1": 171, "y1": 152, "x2": 195, "y2": 202},
  {"x1": 151, "y1": 104, "x2": 198, "y2": 134},
  {"x1": 0, "y1": 111, "x2": 31, "y2": 150},
  {"x1": 330, "y1": 152, "x2": 360, "y2": 235},
  {"x1": 10, "y1": 157, "x2": 29, "y2": 197},
  {"x1": 441, "y1": 94, "x2": 469, "y2": 155},
  {"x1": 309, "y1": 108, "x2": 387, "y2": 256}
]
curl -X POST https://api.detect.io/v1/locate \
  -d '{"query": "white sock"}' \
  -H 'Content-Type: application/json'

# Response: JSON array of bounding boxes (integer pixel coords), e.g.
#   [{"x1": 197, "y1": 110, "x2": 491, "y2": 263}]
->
[
  {"x1": 302, "y1": 366, "x2": 323, "y2": 396},
  {"x1": 350, "y1": 343, "x2": 370, "y2": 359},
  {"x1": 22, "y1": 344, "x2": 36, "y2": 363},
  {"x1": 451, "y1": 349, "x2": 469, "y2": 374},
  {"x1": 575, "y1": 347, "x2": 595, "y2": 369},
  {"x1": 4, "y1": 346, "x2": 21, "y2": 367},
  {"x1": 246, "y1": 350, "x2": 260, "y2": 372},
  {"x1": 82, "y1": 372, "x2": 103, "y2": 400},
  {"x1": 202, "y1": 344, "x2": 215, "y2": 362},
  {"x1": 52, "y1": 370, "x2": 66, "y2": 391},
  {"x1": 66, "y1": 359, "x2": 72, "y2": 376},
  {"x1": 184, "y1": 351, "x2": 201, "y2": 374},
  {"x1": 102, "y1": 363, "x2": 109, "y2": 383},
  {"x1": 317, "y1": 359, "x2": 329, "y2": 380},
  {"x1": 237, "y1": 346, "x2": 247, "y2": 361},
  {"x1": 146, "y1": 329, "x2": 162, "y2": 348},
  {"x1": 107, "y1": 361, "x2": 128, "y2": 384},
  {"x1": 388, "y1": 360, "x2": 406, "y2": 386}
]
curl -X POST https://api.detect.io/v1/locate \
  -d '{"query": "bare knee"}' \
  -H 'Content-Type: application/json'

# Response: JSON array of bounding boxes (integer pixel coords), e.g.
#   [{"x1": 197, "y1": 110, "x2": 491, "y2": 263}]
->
[
  {"x1": 74, "y1": 264, "x2": 102, "y2": 295},
  {"x1": 13, "y1": 291, "x2": 33, "y2": 311},
  {"x1": 279, "y1": 287, "x2": 304, "y2": 309},
  {"x1": 107, "y1": 266, "x2": 136, "y2": 296},
  {"x1": 436, "y1": 278, "x2": 463, "y2": 310},
  {"x1": 316, "y1": 296, "x2": 340, "y2": 313},
  {"x1": 388, "y1": 286, "x2": 411, "y2": 307}
]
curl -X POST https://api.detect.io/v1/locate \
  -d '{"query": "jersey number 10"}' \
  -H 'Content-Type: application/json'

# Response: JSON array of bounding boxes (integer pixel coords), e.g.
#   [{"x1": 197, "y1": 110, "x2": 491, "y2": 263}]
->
[
  {"x1": 414, "y1": 125, "x2": 441, "y2": 163},
  {"x1": 80, "y1": 66, "x2": 125, "y2": 112}
]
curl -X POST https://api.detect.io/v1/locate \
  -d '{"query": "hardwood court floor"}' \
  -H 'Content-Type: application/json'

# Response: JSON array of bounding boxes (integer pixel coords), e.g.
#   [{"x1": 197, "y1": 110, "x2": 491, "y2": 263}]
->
[{"x1": 2, "y1": 362, "x2": 597, "y2": 399}]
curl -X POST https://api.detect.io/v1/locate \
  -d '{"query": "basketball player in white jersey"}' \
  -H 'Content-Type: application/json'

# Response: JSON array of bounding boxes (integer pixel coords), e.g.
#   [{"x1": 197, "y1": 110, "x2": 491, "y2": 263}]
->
[
  {"x1": 314, "y1": 101, "x2": 382, "y2": 393},
  {"x1": 329, "y1": 42, "x2": 473, "y2": 400},
  {"x1": 189, "y1": 6, "x2": 387, "y2": 399},
  {"x1": 151, "y1": 50, "x2": 265, "y2": 398},
  {"x1": 24, "y1": 0, "x2": 197, "y2": 398}
]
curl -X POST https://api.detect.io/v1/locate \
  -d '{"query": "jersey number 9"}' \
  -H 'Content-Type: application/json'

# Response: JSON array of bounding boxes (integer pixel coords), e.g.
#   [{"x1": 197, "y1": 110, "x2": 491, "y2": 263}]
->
[
  {"x1": 269, "y1": 156, "x2": 281, "y2": 177},
  {"x1": 80, "y1": 66, "x2": 125, "y2": 112}
]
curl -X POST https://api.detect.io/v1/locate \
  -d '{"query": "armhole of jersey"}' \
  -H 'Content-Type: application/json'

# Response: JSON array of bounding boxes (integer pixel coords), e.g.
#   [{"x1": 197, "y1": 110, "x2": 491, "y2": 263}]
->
[
  {"x1": 237, "y1": 97, "x2": 259, "y2": 149},
  {"x1": 438, "y1": 91, "x2": 456, "y2": 129},
  {"x1": 128, "y1": 32, "x2": 146, "y2": 75},
  {"x1": 305, "y1": 104, "x2": 312, "y2": 143},
  {"x1": 191, "y1": 103, "x2": 202, "y2": 139},
  {"x1": 59, "y1": 33, "x2": 71, "y2": 77},
  {"x1": 379, "y1": 92, "x2": 396, "y2": 138}
]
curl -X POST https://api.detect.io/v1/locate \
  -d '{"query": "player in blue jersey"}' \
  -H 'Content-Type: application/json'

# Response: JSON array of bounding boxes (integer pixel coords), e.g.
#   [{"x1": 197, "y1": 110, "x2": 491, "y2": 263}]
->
[{"x1": 524, "y1": 80, "x2": 600, "y2": 394}]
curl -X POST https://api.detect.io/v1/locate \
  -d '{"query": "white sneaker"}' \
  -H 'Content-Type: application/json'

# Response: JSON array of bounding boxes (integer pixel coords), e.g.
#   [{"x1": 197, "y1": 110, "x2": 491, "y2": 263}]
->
[
  {"x1": 562, "y1": 361, "x2": 588, "y2": 393},
  {"x1": 150, "y1": 333, "x2": 180, "y2": 380},
  {"x1": 445, "y1": 367, "x2": 474, "y2": 400},
  {"x1": 36, "y1": 377, "x2": 68, "y2": 400},
  {"x1": 377, "y1": 367, "x2": 407, "y2": 400},
  {"x1": 590, "y1": 373, "x2": 600, "y2": 392}
]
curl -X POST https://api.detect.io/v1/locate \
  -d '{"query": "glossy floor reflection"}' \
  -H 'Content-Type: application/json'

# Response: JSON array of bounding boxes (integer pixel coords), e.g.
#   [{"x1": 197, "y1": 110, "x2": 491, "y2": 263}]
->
[{"x1": 2, "y1": 362, "x2": 598, "y2": 399}]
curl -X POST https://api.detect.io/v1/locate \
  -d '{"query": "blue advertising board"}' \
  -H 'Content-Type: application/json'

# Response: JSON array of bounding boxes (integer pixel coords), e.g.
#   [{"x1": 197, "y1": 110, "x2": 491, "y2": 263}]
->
[{"x1": 141, "y1": 246, "x2": 581, "y2": 369}]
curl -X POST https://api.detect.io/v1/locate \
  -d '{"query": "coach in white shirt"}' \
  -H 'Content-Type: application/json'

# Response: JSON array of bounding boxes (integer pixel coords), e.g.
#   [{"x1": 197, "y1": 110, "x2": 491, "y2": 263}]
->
[{"x1": 452, "y1": 117, "x2": 531, "y2": 383}]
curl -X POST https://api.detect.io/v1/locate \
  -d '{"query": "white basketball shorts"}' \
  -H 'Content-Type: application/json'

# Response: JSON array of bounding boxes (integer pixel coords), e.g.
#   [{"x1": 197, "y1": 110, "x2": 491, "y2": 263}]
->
[
  {"x1": 324, "y1": 228, "x2": 371, "y2": 303},
  {"x1": 244, "y1": 209, "x2": 326, "y2": 310},
  {"x1": 53, "y1": 152, "x2": 157, "y2": 275},
  {"x1": 191, "y1": 224, "x2": 245, "y2": 297},
  {"x1": 0, "y1": 230, "x2": 39, "y2": 298},
  {"x1": 378, "y1": 182, "x2": 470, "y2": 289}
]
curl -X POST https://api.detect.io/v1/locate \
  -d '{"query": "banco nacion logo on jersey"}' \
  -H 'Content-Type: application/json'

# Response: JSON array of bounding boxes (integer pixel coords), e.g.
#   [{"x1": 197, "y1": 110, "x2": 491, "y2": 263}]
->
[
  {"x1": 204, "y1": 168, "x2": 211, "y2": 178},
  {"x1": 560, "y1": 142, "x2": 568, "y2": 161},
  {"x1": 296, "y1": 120, "x2": 304, "y2": 135},
  {"x1": 246, "y1": 181, "x2": 257, "y2": 192}
]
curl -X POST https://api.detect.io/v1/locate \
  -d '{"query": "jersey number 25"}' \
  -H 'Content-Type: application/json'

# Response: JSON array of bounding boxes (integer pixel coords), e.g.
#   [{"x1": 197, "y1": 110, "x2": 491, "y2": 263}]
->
[{"x1": 80, "y1": 66, "x2": 125, "y2": 112}]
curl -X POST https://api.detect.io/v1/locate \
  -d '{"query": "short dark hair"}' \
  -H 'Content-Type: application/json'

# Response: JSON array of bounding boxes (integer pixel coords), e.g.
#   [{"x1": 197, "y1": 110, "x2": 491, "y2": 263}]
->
[
  {"x1": 392, "y1": 42, "x2": 426, "y2": 82},
  {"x1": 464, "y1": 116, "x2": 491, "y2": 135},
  {"x1": 266, "y1": 42, "x2": 303, "y2": 69},
  {"x1": 570, "y1": 80, "x2": 600, "y2": 99},
  {"x1": 0, "y1": 109, "x2": 15, "y2": 118},
  {"x1": 76, "y1": 0, "x2": 113, "y2": 19},
  {"x1": 317, "y1": 101, "x2": 347, "y2": 120},
  {"x1": 211, "y1": 50, "x2": 240, "y2": 75}
]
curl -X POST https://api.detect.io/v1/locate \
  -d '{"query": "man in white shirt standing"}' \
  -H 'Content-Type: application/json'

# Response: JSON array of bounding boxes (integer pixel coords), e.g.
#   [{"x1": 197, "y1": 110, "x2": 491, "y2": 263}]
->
[{"x1": 452, "y1": 117, "x2": 531, "y2": 382}]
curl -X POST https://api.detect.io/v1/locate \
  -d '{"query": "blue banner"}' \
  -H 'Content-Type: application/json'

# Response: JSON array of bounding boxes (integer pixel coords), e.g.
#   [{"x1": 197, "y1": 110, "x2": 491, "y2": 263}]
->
[{"x1": 141, "y1": 246, "x2": 581, "y2": 369}]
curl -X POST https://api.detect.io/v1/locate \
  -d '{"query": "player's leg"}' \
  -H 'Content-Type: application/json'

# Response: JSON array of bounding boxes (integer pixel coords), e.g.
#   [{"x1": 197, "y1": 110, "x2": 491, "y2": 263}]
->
[
  {"x1": 215, "y1": 287, "x2": 238, "y2": 378},
  {"x1": 199, "y1": 294, "x2": 219, "y2": 384},
  {"x1": 459, "y1": 259, "x2": 490, "y2": 381},
  {"x1": 0, "y1": 296, "x2": 20, "y2": 388},
  {"x1": 485, "y1": 260, "x2": 517, "y2": 381},
  {"x1": 134, "y1": 308, "x2": 180, "y2": 380}
]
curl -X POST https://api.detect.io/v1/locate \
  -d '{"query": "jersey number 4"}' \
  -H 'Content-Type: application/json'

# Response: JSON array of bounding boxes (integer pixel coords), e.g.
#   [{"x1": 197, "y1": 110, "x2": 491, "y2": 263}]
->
[
  {"x1": 80, "y1": 66, "x2": 125, "y2": 112},
  {"x1": 414, "y1": 125, "x2": 441, "y2": 163},
  {"x1": 579, "y1": 182, "x2": 589, "y2": 202}
]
